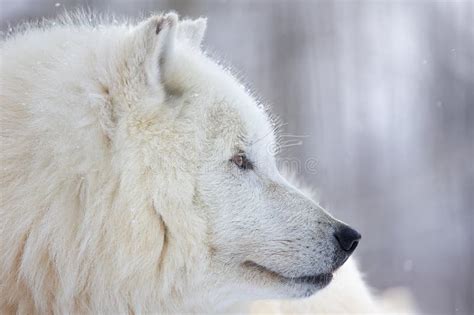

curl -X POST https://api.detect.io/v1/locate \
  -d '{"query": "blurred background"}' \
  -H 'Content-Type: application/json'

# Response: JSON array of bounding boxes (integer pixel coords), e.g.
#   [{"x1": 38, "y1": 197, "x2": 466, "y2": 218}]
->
[{"x1": 1, "y1": 0, "x2": 473, "y2": 314}]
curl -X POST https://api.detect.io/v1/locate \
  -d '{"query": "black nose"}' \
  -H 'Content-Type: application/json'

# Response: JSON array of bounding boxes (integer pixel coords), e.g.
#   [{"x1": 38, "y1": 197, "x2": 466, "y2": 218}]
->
[{"x1": 334, "y1": 226, "x2": 361, "y2": 252}]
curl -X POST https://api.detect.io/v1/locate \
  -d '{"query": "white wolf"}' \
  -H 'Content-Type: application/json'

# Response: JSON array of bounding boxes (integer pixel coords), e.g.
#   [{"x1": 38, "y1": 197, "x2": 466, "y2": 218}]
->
[{"x1": 0, "y1": 12, "x2": 413, "y2": 314}]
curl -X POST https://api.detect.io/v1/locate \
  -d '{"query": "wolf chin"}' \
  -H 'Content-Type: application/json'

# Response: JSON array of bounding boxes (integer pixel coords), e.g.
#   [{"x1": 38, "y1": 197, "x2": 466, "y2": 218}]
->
[{"x1": 1, "y1": 11, "x2": 411, "y2": 314}]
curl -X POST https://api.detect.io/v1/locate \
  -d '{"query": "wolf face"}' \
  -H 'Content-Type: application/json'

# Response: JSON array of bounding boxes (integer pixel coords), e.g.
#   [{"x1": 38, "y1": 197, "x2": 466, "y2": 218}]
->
[
  {"x1": 110, "y1": 13, "x2": 360, "y2": 306},
  {"x1": 0, "y1": 13, "x2": 360, "y2": 313}
]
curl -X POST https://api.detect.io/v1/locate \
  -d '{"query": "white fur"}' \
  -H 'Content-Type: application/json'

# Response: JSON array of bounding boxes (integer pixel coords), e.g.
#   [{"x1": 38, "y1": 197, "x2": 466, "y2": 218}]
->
[{"x1": 0, "y1": 12, "x2": 413, "y2": 314}]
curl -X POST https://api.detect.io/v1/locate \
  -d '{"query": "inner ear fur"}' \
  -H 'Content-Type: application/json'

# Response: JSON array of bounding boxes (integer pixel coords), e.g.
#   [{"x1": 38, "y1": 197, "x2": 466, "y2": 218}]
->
[{"x1": 131, "y1": 13, "x2": 178, "y2": 90}]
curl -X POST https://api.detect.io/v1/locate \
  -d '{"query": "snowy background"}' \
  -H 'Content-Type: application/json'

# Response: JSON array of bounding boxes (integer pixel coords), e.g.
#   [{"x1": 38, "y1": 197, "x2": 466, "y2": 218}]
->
[{"x1": 1, "y1": 1, "x2": 473, "y2": 314}]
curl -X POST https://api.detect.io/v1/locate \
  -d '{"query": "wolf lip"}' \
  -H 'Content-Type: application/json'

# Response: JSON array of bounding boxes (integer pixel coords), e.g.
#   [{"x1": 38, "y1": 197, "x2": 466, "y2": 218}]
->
[
  {"x1": 243, "y1": 261, "x2": 333, "y2": 287},
  {"x1": 292, "y1": 273, "x2": 333, "y2": 286}
]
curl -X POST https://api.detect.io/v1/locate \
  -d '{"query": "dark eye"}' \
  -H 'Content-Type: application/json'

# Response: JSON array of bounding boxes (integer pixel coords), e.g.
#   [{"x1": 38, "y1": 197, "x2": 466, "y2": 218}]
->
[{"x1": 231, "y1": 152, "x2": 253, "y2": 170}]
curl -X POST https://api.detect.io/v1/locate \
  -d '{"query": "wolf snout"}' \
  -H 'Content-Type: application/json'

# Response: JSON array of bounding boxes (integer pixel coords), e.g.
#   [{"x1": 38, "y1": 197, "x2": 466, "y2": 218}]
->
[{"x1": 333, "y1": 225, "x2": 361, "y2": 253}]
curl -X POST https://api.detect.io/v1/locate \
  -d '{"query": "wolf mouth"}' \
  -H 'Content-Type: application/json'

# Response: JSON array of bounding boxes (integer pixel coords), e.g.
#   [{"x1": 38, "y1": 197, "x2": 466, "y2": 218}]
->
[{"x1": 243, "y1": 261, "x2": 333, "y2": 287}]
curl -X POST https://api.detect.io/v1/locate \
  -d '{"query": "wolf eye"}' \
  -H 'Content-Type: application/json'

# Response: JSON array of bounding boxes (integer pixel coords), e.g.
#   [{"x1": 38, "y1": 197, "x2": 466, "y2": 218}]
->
[{"x1": 231, "y1": 152, "x2": 253, "y2": 170}]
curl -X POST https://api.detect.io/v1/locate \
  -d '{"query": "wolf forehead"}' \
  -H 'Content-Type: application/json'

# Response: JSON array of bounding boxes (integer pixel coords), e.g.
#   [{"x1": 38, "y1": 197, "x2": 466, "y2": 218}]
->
[{"x1": 94, "y1": 13, "x2": 277, "y2": 151}]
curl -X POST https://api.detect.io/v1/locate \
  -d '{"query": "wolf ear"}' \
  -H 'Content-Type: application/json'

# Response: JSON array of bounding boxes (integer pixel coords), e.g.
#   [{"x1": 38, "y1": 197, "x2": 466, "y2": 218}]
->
[
  {"x1": 178, "y1": 17, "x2": 207, "y2": 48},
  {"x1": 128, "y1": 13, "x2": 178, "y2": 91}
]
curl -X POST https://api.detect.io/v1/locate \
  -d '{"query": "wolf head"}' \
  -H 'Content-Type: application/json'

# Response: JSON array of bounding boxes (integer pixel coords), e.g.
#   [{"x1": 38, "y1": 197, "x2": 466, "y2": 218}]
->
[
  {"x1": 0, "y1": 12, "x2": 360, "y2": 313},
  {"x1": 102, "y1": 13, "x2": 361, "y2": 308}
]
